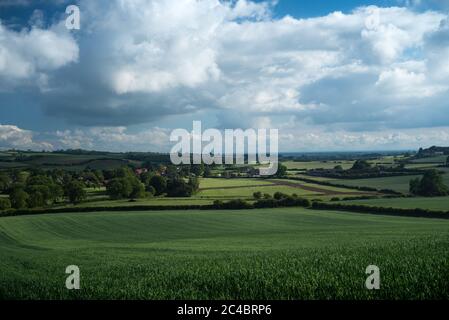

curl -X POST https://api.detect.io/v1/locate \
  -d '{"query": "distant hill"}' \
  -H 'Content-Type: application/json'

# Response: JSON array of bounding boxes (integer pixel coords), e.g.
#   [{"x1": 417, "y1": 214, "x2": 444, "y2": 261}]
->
[
  {"x1": 416, "y1": 146, "x2": 449, "y2": 158},
  {"x1": 0, "y1": 150, "x2": 171, "y2": 171}
]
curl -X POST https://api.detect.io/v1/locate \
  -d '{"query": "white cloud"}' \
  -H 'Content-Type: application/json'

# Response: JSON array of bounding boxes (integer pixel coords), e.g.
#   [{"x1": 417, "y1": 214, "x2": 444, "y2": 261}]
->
[
  {"x1": 0, "y1": 124, "x2": 53, "y2": 150},
  {"x1": 2, "y1": 1, "x2": 449, "y2": 151},
  {"x1": 0, "y1": 21, "x2": 78, "y2": 88},
  {"x1": 55, "y1": 126, "x2": 171, "y2": 152}
]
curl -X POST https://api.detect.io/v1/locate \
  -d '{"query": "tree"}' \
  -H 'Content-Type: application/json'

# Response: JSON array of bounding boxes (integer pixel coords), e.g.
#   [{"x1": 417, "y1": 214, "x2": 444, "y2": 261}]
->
[
  {"x1": 191, "y1": 164, "x2": 205, "y2": 177},
  {"x1": 409, "y1": 177, "x2": 421, "y2": 195},
  {"x1": 129, "y1": 179, "x2": 145, "y2": 199},
  {"x1": 48, "y1": 183, "x2": 64, "y2": 204},
  {"x1": 273, "y1": 192, "x2": 285, "y2": 200},
  {"x1": 146, "y1": 185, "x2": 156, "y2": 197},
  {"x1": 66, "y1": 181, "x2": 86, "y2": 204},
  {"x1": 409, "y1": 170, "x2": 448, "y2": 197},
  {"x1": 275, "y1": 164, "x2": 288, "y2": 177},
  {"x1": 188, "y1": 176, "x2": 200, "y2": 194},
  {"x1": 203, "y1": 166, "x2": 212, "y2": 178},
  {"x1": 351, "y1": 160, "x2": 371, "y2": 171},
  {"x1": 0, "y1": 173, "x2": 11, "y2": 193},
  {"x1": 253, "y1": 191, "x2": 262, "y2": 199},
  {"x1": 149, "y1": 175, "x2": 167, "y2": 195},
  {"x1": 334, "y1": 165, "x2": 343, "y2": 171},
  {"x1": 9, "y1": 189, "x2": 29, "y2": 209},
  {"x1": 166, "y1": 178, "x2": 193, "y2": 197},
  {"x1": 82, "y1": 171, "x2": 101, "y2": 189},
  {"x1": 0, "y1": 198, "x2": 11, "y2": 210},
  {"x1": 26, "y1": 185, "x2": 50, "y2": 208},
  {"x1": 446, "y1": 156, "x2": 449, "y2": 167},
  {"x1": 106, "y1": 178, "x2": 132, "y2": 200}
]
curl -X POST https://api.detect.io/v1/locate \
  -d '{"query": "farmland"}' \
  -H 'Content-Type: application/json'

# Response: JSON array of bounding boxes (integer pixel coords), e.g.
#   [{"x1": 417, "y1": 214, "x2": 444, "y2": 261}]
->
[
  {"x1": 1, "y1": 208, "x2": 448, "y2": 299},
  {"x1": 339, "y1": 196, "x2": 449, "y2": 211},
  {"x1": 329, "y1": 175, "x2": 422, "y2": 193},
  {"x1": 1, "y1": 148, "x2": 449, "y2": 300}
]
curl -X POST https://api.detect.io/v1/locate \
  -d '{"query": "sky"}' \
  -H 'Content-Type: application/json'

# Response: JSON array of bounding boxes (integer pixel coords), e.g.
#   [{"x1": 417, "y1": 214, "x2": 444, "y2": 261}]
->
[{"x1": 1, "y1": 0, "x2": 449, "y2": 152}]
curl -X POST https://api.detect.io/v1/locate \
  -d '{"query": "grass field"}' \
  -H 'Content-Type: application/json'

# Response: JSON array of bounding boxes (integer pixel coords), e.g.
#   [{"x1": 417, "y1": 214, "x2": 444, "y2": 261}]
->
[
  {"x1": 330, "y1": 175, "x2": 422, "y2": 193},
  {"x1": 74, "y1": 197, "x2": 214, "y2": 207},
  {"x1": 339, "y1": 196, "x2": 449, "y2": 211},
  {"x1": 197, "y1": 185, "x2": 318, "y2": 198},
  {"x1": 283, "y1": 161, "x2": 354, "y2": 171},
  {"x1": 199, "y1": 178, "x2": 273, "y2": 188},
  {"x1": 0, "y1": 208, "x2": 448, "y2": 299},
  {"x1": 410, "y1": 155, "x2": 447, "y2": 163}
]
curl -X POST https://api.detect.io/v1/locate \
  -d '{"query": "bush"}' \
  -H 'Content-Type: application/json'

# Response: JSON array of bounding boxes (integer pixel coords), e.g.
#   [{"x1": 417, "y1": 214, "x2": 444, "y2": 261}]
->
[
  {"x1": 0, "y1": 198, "x2": 11, "y2": 210},
  {"x1": 273, "y1": 192, "x2": 286, "y2": 200},
  {"x1": 409, "y1": 170, "x2": 449, "y2": 197},
  {"x1": 213, "y1": 199, "x2": 252, "y2": 209},
  {"x1": 9, "y1": 189, "x2": 29, "y2": 209},
  {"x1": 146, "y1": 185, "x2": 156, "y2": 196},
  {"x1": 253, "y1": 191, "x2": 262, "y2": 199}
]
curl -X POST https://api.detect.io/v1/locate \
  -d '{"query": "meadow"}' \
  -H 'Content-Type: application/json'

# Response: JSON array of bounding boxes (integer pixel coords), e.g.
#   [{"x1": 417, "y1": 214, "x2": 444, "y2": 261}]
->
[
  {"x1": 1, "y1": 208, "x2": 448, "y2": 300},
  {"x1": 330, "y1": 175, "x2": 422, "y2": 193},
  {"x1": 339, "y1": 196, "x2": 449, "y2": 211},
  {"x1": 284, "y1": 160, "x2": 354, "y2": 171}
]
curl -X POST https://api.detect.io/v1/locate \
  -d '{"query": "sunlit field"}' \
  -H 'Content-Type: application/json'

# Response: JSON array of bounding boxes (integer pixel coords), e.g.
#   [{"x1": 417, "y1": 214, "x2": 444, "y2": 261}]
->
[{"x1": 1, "y1": 208, "x2": 448, "y2": 300}]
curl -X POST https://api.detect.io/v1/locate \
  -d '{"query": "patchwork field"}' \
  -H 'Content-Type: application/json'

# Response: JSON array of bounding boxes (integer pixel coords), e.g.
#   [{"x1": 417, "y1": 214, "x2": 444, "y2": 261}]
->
[
  {"x1": 195, "y1": 178, "x2": 370, "y2": 199},
  {"x1": 1, "y1": 208, "x2": 448, "y2": 300}
]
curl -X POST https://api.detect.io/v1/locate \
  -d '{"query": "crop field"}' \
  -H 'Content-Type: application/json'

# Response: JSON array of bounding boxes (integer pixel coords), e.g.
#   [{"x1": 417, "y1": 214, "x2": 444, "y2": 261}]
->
[
  {"x1": 268, "y1": 179, "x2": 370, "y2": 195},
  {"x1": 197, "y1": 184, "x2": 318, "y2": 198},
  {"x1": 410, "y1": 155, "x2": 447, "y2": 163},
  {"x1": 199, "y1": 178, "x2": 273, "y2": 188},
  {"x1": 196, "y1": 178, "x2": 370, "y2": 199},
  {"x1": 330, "y1": 175, "x2": 423, "y2": 193},
  {"x1": 283, "y1": 161, "x2": 354, "y2": 171},
  {"x1": 0, "y1": 208, "x2": 448, "y2": 300},
  {"x1": 74, "y1": 197, "x2": 214, "y2": 207},
  {"x1": 339, "y1": 196, "x2": 449, "y2": 211}
]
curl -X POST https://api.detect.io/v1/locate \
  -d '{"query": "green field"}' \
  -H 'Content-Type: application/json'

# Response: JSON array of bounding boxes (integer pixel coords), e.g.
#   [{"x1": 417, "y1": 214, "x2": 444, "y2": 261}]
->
[
  {"x1": 1, "y1": 208, "x2": 448, "y2": 299},
  {"x1": 410, "y1": 155, "x2": 447, "y2": 163},
  {"x1": 197, "y1": 185, "x2": 318, "y2": 198},
  {"x1": 339, "y1": 196, "x2": 449, "y2": 211},
  {"x1": 283, "y1": 161, "x2": 354, "y2": 171},
  {"x1": 199, "y1": 178, "x2": 273, "y2": 188},
  {"x1": 331, "y1": 175, "x2": 422, "y2": 193}
]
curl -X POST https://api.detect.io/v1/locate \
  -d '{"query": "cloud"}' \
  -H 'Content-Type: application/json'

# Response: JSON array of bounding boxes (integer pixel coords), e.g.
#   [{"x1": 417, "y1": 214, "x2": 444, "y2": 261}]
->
[
  {"x1": 53, "y1": 126, "x2": 171, "y2": 152},
  {"x1": 2, "y1": 1, "x2": 449, "y2": 151},
  {"x1": 0, "y1": 19, "x2": 78, "y2": 89},
  {"x1": 0, "y1": 124, "x2": 53, "y2": 150}
]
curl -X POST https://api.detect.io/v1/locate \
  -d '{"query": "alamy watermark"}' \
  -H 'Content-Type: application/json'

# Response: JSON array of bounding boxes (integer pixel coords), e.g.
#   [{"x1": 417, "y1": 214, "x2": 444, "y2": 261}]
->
[
  {"x1": 365, "y1": 265, "x2": 380, "y2": 290},
  {"x1": 170, "y1": 121, "x2": 279, "y2": 176},
  {"x1": 65, "y1": 265, "x2": 80, "y2": 290},
  {"x1": 65, "y1": 5, "x2": 80, "y2": 30}
]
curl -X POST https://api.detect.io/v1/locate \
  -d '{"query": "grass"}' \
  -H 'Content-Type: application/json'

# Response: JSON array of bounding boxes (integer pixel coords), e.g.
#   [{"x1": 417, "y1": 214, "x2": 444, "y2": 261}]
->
[
  {"x1": 339, "y1": 196, "x2": 449, "y2": 211},
  {"x1": 269, "y1": 179, "x2": 368, "y2": 194},
  {"x1": 197, "y1": 185, "x2": 318, "y2": 198},
  {"x1": 0, "y1": 208, "x2": 448, "y2": 299},
  {"x1": 330, "y1": 175, "x2": 422, "y2": 193},
  {"x1": 74, "y1": 197, "x2": 214, "y2": 207},
  {"x1": 410, "y1": 155, "x2": 447, "y2": 163},
  {"x1": 283, "y1": 161, "x2": 354, "y2": 171},
  {"x1": 199, "y1": 178, "x2": 272, "y2": 188}
]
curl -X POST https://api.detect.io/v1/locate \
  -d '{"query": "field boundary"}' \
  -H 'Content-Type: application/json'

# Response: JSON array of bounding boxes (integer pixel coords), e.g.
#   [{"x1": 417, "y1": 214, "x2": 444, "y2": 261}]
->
[
  {"x1": 2, "y1": 200, "x2": 449, "y2": 220},
  {"x1": 278, "y1": 176, "x2": 403, "y2": 195},
  {"x1": 311, "y1": 202, "x2": 449, "y2": 219}
]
